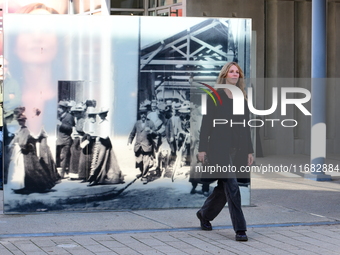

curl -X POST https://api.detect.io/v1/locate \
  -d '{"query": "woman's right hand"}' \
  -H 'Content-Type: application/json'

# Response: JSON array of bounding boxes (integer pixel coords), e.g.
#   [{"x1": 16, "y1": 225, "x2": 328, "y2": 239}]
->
[{"x1": 198, "y1": 151, "x2": 207, "y2": 162}]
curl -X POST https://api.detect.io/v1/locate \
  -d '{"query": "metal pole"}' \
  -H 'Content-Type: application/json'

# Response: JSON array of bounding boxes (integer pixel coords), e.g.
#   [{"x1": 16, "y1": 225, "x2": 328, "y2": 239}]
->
[{"x1": 307, "y1": 0, "x2": 331, "y2": 181}]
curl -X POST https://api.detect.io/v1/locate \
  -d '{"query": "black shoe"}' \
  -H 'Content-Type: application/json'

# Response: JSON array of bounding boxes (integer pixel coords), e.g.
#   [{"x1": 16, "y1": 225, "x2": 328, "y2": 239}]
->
[
  {"x1": 196, "y1": 211, "x2": 212, "y2": 231},
  {"x1": 235, "y1": 231, "x2": 248, "y2": 241},
  {"x1": 87, "y1": 175, "x2": 95, "y2": 182},
  {"x1": 141, "y1": 177, "x2": 148, "y2": 184},
  {"x1": 87, "y1": 181, "x2": 97, "y2": 187},
  {"x1": 203, "y1": 191, "x2": 209, "y2": 197}
]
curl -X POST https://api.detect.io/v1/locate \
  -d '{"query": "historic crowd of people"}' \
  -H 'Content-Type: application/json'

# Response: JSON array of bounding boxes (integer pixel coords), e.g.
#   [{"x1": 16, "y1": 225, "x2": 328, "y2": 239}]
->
[
  {"x1": 55, "y1": 99, "x2": 123, "y2": 186},
  {"x1": 128, "y1": 98, "x2": 201, "y2": 186},
  {"x1": 3, "y1": 100, "x2": 124, "y2": 194},
  {"x1": 3, "y1": 88, "x2": 208, "y2": 194}
]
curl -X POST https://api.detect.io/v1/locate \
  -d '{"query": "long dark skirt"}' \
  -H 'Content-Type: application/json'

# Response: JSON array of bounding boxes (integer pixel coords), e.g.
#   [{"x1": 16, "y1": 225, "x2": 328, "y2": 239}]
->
[
  {"x1": 78, "y1": 137, "x2": 96, "y2": 180},
  {"x1": 22, "y1": 140, "x2": 57, "y2": 193},
  {"x1": 89, "y1": 138, "x2": 123, "y2": 185},
  {"x1": 69, "y1": 137, "x2": 82, "y2": 178}
]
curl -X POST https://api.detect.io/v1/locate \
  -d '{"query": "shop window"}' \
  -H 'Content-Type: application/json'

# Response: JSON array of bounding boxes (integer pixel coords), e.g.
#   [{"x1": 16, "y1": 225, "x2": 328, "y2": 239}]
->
[
  {"x1": 149, "y1": 0, "x2": 182, "y2": 8},
  {"x1": 111, "y1": 0, "x2": 144, "y2": 8},
  {"x1": 149, "y1": 0, "x2": 157, "y2": 8}
]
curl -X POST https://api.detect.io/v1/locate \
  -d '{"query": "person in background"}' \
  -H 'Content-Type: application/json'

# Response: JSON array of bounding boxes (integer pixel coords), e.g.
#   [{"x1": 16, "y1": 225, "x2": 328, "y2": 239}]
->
[
  {"x1": 0, "y1": 56, "x2": 21, "y2": 189},
  {"x1": 188, "y1": 102, "x2": 211, "y2": 197},
  {"x1": 56, "y1": 100, "x2": 75, "y2": 179},
  {"x1": 69, "y1": 103, "x2": 86, "y2": 180},
  {"x1": 176, "y1": 105, "x2": 191, "y2": 167},
  {"x1": 146, "y1": 100, "x2": 166, "y2": 177},
  {"x1": 8, "y1": 108, "x2": 58, "y2": 194},
  {"x1": 128, "y1": 106, "x2": 155, "y2": 184},
  {"x1": 78, "y1": 107, "x2": 97, "y2": 183},
  {"x1": 165, "y1": 103, "x2": 181, "y2": 167},
  {"x1": 87, "y1": 107, "x2": 123, "y2": 186}
]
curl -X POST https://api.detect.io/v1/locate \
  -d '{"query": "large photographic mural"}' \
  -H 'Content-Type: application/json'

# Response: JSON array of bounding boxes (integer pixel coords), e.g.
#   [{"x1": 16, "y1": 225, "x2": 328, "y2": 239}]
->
[{"x1": 3, "y1": 14, "x2": 252, "y2": 213}]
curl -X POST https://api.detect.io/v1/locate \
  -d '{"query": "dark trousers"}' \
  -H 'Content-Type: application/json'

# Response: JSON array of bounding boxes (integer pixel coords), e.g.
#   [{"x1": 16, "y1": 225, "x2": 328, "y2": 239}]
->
[
  {"x1": 199, "y1": 176, "x2": 247, "y2": 232},
  {"x1": 56, "y1": 143, "x2": 71, "y2": 174}
]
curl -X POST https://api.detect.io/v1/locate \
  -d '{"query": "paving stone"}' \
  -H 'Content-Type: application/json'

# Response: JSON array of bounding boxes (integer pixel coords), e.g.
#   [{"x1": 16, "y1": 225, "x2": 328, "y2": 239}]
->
[
  {"x1": 0, "y1": 248, "x2": 15, "y2": 255},
  {"x1": 110, "y1": 247, "x2": 141, "y2": 255},
  {"x1": 96, "y1": 240, "x2": 127, "y2": 249}
]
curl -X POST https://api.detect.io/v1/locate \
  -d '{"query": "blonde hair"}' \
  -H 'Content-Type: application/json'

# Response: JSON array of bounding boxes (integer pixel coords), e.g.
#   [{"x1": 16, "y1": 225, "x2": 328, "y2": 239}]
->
[{"x1": 217, "y1": 62, "x2": 247, "y2": 99}]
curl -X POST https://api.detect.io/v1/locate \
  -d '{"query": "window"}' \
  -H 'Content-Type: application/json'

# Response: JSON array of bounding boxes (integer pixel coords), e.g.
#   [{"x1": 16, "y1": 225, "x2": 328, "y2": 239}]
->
[{"x1": 111, "y1": 0, "x2": 144, "y2": 9}]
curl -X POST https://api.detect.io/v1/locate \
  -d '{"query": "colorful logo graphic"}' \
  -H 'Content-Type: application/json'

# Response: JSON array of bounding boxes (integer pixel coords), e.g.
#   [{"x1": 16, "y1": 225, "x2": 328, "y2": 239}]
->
[{"x1": 196, "y1": 82, "x2": 222, "y2": 106}]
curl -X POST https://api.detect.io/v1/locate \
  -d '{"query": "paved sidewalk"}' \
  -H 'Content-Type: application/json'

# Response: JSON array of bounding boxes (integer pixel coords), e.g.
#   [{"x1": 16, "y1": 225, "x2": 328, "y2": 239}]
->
[
  {"x1": 1, "y1": 224, "x2": 340, "y2": 254},
  {"x1": 1, "y1": 154, "x2": 340, "y2": 254}
]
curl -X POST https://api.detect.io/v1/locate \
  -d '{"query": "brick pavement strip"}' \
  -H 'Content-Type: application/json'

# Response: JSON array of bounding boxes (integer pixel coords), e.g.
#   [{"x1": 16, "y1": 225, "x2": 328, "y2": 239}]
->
[
  {"x1": 69, "y1": 237, "x2": 100, "y2": 246},
  {"x1": 137, "y1": 237, "x2": 167, "y2": 247},
  {"x1": 41, "y1": 246, "x2": 70, "y2": 255},
  {"x1": 109, "y1": 247, "x2": 141, "y2": 254},
  {"x1": 0, "y1": 247, "x2": 15, "y2": 255},
  {"x1": 30, "y1": 239, "x2": 57, "y2": 248},
  {"x1": 1, "y1": 224, "x2": 340, "y2": 254},
  {"x1": 0, "y1": 241, "x2": 26, "y2": 255},
  {"x1": 96, "y1": 240, "x2": 127, "y2": 249},
  {"x1": 150, "y1": 233, "x2": 179, "y2": 242},
  {"x1": 91, "y1": 252, "x2": 119, "y2": 255},
  {"x1": 153, "y1": 244, "x2": 185, "y2": 254},
  {"x1": 56, "y1": 247, "x2": 95, "y2": 255}
]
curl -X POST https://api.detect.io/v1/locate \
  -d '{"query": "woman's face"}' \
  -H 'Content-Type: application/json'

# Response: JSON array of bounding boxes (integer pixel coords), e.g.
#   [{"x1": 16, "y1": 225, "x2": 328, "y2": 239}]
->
[
  {"x1": 14, "y1": 9, "x2": 58, "y2": 64},
  {"x1": 89, "y1": 115, "x2": 96, "y2": 123},
  {"x1": 225, "y1": 65, "x2": 240, "y2": 85}
]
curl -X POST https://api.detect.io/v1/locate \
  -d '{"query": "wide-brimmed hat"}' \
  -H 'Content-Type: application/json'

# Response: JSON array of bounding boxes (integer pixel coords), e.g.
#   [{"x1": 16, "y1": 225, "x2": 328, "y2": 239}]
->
[
  {"x1": 68, "y1": 100, "x2": 76, "y2": 108},
  {"x1": 87, "y1": 107, "x2": 97, "y2": 115},
  {"x1": 97, "y1": 107, "x2": 109, "y2": 114},
  {"x1": 139, "y1": 106, "x2": 148, "y2": 113},
  {"x1": 182, "y1": 100, "x2": 190, "y2": 108},
  {"x1": 179, "y1": 106, "x2": 190, "y2": 114},
  {"x1": 173, "y1": 102, "x2": 182, "y2": 110},
  {"x1": 141, "y1": 99, "x2": 151, "y2": 107},
  {"x1": 58, "y1": 100, "x2": 69, "y2": 108},
  {"x1": 17, "y1": 113, "x2": 27, "y2": 120},
  {"x1": 71, "y1": 104, "x2": 85, "y2": 112}
]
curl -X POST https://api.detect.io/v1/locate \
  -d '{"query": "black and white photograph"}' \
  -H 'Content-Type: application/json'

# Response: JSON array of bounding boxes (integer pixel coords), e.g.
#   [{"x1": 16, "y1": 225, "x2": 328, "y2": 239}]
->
[{"x1": 3, "y1": 14, "x2": 252, "y2": 213}]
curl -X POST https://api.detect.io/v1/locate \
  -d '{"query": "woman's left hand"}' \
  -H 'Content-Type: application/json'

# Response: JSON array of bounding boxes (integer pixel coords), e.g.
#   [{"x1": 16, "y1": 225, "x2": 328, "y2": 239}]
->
[{"x1": 248, "y1": 153, "x2": 254, "y2": 166}]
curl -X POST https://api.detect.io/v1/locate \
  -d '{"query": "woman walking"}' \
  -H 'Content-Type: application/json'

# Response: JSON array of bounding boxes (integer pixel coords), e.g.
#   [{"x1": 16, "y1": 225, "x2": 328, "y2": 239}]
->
[{"x1": 196, "y1": 62, "x2": 254, "y2": 242}]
